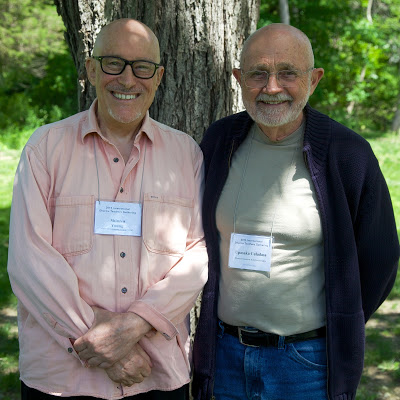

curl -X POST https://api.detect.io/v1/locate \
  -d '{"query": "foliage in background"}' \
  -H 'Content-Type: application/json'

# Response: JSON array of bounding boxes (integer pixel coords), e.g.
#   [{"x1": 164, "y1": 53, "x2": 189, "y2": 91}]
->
[
  {"x1": 0, "y1": 0, "x2": 77, "y2": 148},
  {"x1": 259, "y1": 0, "x2": 400, "y2": 135},
  {"x1": 0, "y1": 0, "x2": 399, "y2": 141}
]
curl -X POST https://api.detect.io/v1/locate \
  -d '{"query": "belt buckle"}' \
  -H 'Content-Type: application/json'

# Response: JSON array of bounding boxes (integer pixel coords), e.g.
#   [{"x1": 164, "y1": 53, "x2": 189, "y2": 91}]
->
[{"x1": 238, "y1": 327, "x2": 259, "y2": 347}]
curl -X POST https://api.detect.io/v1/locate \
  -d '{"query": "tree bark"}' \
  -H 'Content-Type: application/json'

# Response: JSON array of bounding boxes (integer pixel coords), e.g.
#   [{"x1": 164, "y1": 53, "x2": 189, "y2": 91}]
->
[
  {"x1": 279, "y1": 0, "x2": 290, "y2": 25},
  {"x1": 53, "y1": 0, "x2": 260, "y2": 143},
  {"x1": 367, "y1": 0, "x2": 374, "y2": 23},
  {"x1": 391, "y1": 93, "x2": 400, "y2": 134}
]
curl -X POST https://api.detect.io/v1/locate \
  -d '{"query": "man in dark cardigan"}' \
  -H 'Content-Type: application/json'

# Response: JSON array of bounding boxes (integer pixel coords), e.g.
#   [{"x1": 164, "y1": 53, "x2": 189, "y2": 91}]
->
[{"x1": 192, "y1": 23, "x2": 399, "y2": 400}]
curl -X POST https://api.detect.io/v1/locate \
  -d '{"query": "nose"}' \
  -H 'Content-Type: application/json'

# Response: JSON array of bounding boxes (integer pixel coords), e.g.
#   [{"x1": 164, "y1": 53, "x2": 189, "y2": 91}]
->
[
  {"x1": 117, "y1": 65, "x2": 138, "y2": 87},
  {"x1": 262, "y1": 73, "x2": 283, "y2": 94}
]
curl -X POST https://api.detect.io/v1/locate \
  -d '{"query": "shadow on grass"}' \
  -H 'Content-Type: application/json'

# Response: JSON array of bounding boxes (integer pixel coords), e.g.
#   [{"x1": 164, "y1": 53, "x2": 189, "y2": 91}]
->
[
  {"x1": 0, "y1": 316, "x2": 20, "y2": 400},
  {"x1": 357, "y1": 307, "x2": 400, "y2": 400}
]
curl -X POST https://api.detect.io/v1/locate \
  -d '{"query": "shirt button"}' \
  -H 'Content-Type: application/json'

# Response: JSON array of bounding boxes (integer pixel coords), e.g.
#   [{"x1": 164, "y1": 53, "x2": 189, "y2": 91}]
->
[
  {"x1": 121, "y1": 287, "x2": 128, "y2": 294},
  {"x1": 113, "y1": 157, "x2": 119, "y2": 163},
  {"x1": 120, "y1": 252, "x2": 126, "y2": 258},
  {"x1": 120, "y1": 187, "x2": 124, "y2": 193},
  {"x1": 68, "y1": 347, "x2": 73, "y2": 353}
]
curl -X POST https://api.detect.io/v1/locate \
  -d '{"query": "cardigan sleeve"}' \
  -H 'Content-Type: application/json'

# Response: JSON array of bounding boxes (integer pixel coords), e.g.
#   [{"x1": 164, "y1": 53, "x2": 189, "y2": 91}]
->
[{"x1": 354, "y1": 152, "x2": 399, "y2": 321}]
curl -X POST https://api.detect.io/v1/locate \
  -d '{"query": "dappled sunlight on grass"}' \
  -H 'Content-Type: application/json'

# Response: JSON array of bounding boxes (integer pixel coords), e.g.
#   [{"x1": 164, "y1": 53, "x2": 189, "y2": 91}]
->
[
  {"x1": 369, "y1": 134, "x2": 400, "y2": 244},
  {"x1": 357, "y1": 300, "x2": 400, "y2": 400},
  {"x1": 0, "y1": 308, "x2": 19, "y2": 399}
]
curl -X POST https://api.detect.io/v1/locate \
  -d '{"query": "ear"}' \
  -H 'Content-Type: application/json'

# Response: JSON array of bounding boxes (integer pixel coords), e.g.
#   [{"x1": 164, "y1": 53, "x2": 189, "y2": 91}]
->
[
  {"x1": 155, "y1": 66, "x2": 165, "y2": 88},
  {"x1": 309, "y1": 67, "x2": 324, "y2": 96},
  {"x1": 232, "y1": 68, "x2": 242, "y2": 85},
  {"x1": 85, "y1": 58, "x2": 97, "y2": 86}
]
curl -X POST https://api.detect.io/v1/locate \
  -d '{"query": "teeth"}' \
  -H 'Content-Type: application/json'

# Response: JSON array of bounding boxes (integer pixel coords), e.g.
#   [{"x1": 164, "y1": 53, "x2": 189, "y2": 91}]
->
[{"x1": 114, "y1": 93, "x2": 138, "y2": 100}]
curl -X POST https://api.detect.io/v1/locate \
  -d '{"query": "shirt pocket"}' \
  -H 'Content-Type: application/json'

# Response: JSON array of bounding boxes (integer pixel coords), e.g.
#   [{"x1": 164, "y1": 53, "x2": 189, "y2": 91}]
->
[
  {"x1": 50, "y1": 195, "x2": 95, "y2": 257},
  {"x1": 143, "y1": 193, "x2": 193, "y2": 256}
]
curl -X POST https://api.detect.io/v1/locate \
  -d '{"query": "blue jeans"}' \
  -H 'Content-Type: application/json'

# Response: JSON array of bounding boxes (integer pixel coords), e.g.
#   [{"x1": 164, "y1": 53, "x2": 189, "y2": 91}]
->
[{"x1": 213, "y1": 324, "x2": 328, "y2": 400}]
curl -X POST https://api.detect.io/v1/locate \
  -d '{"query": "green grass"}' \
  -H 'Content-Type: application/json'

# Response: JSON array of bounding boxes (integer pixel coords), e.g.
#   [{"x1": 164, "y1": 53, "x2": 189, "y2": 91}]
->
[
  {"x1": 369, "y1": 133, "x2": 400, "y2": 299},
  {"x1": 0, "y1": 144, "x2": 20, "y2": 399},
  {"x1": 0, "y1": 146, "x2": 20, "y2": 309},
  {"x1": 0, "y1": 132, "x2": 399, "y2": 399}
]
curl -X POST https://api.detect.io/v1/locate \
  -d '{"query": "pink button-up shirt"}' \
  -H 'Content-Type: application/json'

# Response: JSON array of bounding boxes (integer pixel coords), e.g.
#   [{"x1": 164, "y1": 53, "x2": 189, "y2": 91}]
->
[{"x1": 7, "y1": 100, "x2": 208, "y2": 398}]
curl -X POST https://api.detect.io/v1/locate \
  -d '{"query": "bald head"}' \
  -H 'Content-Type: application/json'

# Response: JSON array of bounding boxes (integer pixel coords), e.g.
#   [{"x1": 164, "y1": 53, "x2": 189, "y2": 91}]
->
[
  {"x1": 85, "y1": 18, "x2": 165, "y2": 133},
  {"x1": 240, "y1": 24, "x2": 314, "y2": 70},
  {"x1": 93, "y1": 18, "x2": 161, "y2": 62}
]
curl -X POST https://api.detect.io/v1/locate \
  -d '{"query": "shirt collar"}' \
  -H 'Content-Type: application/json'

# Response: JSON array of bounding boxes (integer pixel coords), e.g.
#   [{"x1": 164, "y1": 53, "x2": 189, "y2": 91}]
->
[{"x1": 81, "y1": 99, "x2": 155, "y2": 144}]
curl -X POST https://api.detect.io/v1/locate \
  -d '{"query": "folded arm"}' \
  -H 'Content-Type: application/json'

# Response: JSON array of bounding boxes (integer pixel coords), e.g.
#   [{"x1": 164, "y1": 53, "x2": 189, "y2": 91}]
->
[
  {"x1": 128, "y1": 148, "x2": 208, "y2": 340},
  {"x1": 7, "y1": 146, "x2": 94, "y2": 358}
]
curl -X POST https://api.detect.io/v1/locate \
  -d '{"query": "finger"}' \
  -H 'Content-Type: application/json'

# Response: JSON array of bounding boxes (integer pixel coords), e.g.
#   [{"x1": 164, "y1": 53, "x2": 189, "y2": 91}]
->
[
  {"x1": 135, "y1": 344, "x2": 152, "y2": 365},
  {"x1": 76, "y1": 349, "x2": 91, "y2": 361},
  {"x1": 141, "y1": 366, "x2": 151, "y2": 377},
  {"x1": 145, "y1": 329, "x2": 157, "y2": 339},
  {"x1": 73, "y1": 339, "x2": 86, "y2": 352},
  {"x1": 131, "y1": 374, "x2": 145, "y2": 384},
  {"x1": 92, "y1": 306, "x2": 100, "y2": 320},
  {"x1": 86, "y1": 356, "x2": 107, "y2": 367},
  {"x1": 105, "y1": 368, "x2": 119, "y2": 382},
  {"x1": 123, "y1": 379, "x2": 136, "y2": 387},
  {"x1": 135, "y1": 359, "x2": 151, "y2": 377},
  {"x1": 98, "y1": 361, "x2": 115, "y2": 369}
]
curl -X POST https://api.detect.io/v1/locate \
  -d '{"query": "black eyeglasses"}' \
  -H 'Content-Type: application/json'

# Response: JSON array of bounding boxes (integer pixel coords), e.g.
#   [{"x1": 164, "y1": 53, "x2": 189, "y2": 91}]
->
[{"x1": 92, "y1": 56, "x2": 161, "y2": 79}]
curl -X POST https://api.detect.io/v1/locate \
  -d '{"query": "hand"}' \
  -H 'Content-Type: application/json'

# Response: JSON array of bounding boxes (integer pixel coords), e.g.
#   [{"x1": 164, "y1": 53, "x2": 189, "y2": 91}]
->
[
  {"x1": 74, "y1": 306, "x2": 152, "y2": 368},
  {"x1": 105, "y1": 343, "x2": 152, "y2": 386}
]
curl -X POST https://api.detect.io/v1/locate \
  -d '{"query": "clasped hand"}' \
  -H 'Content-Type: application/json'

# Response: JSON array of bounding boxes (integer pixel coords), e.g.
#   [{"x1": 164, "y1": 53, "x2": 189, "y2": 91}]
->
[
  {"x1": 73, "y1": 306, "x2": 153, "y2": 385},
  {"x1": 104, "y1": 343, "x2": 152, "y2": 386}
]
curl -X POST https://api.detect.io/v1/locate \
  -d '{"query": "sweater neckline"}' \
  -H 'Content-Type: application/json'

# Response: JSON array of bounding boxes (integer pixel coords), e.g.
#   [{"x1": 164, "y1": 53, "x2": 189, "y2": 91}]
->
[{"x1": 229, "y1": 105, "x2": 331, "y2": 175}]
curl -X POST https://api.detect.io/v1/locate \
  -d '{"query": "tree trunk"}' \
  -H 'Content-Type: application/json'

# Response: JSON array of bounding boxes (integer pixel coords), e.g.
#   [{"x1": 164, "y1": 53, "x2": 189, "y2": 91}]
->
[
  {"x1": 53, "y1": 0, "x2": 260, "y2": 143},
  {"x1": 367, "y1": 0, "x2": 374, "y2": 23},
  {"x1": 279, "y1": 0, "x2": 290, "y2": 25},
  {"x1": 391, "y1": 93, "x2": 400, "y2": 134},
  {"x1": 347, "y1": 65, "x2": 366, "y2": 115}
]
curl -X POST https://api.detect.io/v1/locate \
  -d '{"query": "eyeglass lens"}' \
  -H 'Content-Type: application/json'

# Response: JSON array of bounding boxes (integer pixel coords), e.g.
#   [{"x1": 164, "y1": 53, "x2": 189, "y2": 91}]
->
[
  {"x1": 100, "y1": 57, "x2": 157, "y2": 78},
  {"x1": 244, "y1": 70, "x2": 300, "y2": 88}
]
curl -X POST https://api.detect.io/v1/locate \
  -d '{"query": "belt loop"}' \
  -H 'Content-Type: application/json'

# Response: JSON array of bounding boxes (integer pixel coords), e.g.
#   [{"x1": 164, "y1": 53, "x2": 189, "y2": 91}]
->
[
  {"x1": 278, "y1": 336, "x2": 285, "y2": 349},
  {"x1": 217, "y1": 320, "x2": 225, "y2": 338}
]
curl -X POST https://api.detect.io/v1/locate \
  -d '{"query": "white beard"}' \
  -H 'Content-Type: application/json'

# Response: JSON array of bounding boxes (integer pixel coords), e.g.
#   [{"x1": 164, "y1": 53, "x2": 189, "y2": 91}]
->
[{"x1": 244, "y1": 81, "x2": 311, "y2": 128}]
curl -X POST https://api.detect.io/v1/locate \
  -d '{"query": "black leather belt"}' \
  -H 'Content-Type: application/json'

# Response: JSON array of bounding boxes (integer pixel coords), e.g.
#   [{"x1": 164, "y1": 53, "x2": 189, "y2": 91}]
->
[{"x1": 221, "y1": 322, "x2": 326, "y2": 348}]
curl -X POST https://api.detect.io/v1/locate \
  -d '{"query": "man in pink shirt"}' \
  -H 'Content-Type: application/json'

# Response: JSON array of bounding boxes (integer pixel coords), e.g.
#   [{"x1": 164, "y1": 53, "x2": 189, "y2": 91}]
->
[{"x1": 7, "y1": 18, "x2": 208, "y2": 400}]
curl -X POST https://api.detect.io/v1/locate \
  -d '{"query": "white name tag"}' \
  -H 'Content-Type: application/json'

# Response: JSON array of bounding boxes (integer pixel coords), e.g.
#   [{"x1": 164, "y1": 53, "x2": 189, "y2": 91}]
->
[
  {"x1": 229, "y1": 233, "x2": 273, "y2": 272},
  {"x1": 94, "y1": 201, "x2": 142, "y2": 236}
]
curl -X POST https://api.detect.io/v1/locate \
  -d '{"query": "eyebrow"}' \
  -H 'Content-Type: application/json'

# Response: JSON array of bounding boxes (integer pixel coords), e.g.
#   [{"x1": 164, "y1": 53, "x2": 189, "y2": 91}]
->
[
  {"x1": 101, "y1": 55, "x2": 159, "y2": 63},
  {"x1": 250, "y1": 62, "x2": 297, "y2": 71}
]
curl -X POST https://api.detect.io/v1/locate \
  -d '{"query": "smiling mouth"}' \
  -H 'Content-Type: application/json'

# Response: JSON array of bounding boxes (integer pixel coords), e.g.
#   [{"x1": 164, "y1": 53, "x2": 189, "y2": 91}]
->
[
  {"x1": 258, "y1": 100, "x2": 288, "y2": 105},
  {"x1": 113, "y1": 92, "x2": 139, "y2": 100}
]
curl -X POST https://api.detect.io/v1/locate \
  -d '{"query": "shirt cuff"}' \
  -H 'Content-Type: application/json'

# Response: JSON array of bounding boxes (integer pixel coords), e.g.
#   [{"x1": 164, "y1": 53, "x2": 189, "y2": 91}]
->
[{"x1": 128, "y1": 301, "x2": 179, "y2": 340}]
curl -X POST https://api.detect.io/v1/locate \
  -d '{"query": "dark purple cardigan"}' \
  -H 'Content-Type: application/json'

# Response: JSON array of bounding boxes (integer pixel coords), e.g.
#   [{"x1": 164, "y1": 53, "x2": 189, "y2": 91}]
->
[{"x1": 192, "y1": 105, "x2": 399, "y2": 400}]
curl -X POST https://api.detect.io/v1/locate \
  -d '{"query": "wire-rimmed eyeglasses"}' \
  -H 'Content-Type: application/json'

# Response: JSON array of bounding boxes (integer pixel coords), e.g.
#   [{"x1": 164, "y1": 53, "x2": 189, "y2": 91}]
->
[
  {"x1": 241, "y1": 68, "x2": 314, "y2": 88},
  {"x1": 92, "y1": 56, "x2": 161, "y2": 79}
]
